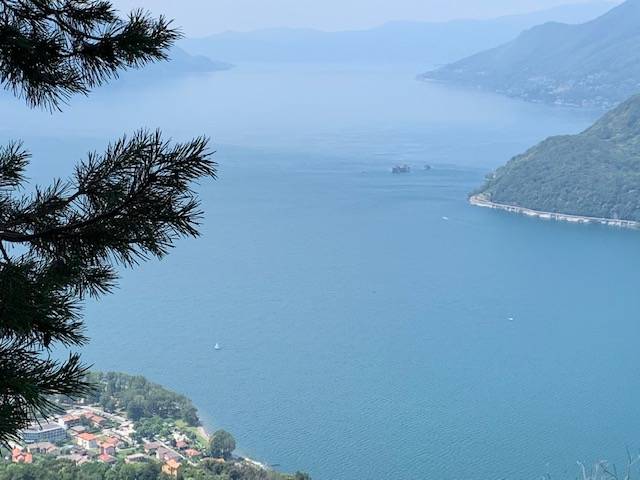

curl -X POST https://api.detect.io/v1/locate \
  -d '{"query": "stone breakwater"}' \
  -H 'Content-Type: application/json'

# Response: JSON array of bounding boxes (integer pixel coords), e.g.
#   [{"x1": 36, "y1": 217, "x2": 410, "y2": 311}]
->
[{"x1": 469, "y1": 194, "x2": 640, "y2": 229}]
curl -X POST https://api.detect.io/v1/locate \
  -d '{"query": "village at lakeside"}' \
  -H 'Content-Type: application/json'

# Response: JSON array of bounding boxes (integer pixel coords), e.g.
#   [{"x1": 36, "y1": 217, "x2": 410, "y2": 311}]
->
[{"x1": 1, "y1": 372, "x2": 310, "y2": 480}]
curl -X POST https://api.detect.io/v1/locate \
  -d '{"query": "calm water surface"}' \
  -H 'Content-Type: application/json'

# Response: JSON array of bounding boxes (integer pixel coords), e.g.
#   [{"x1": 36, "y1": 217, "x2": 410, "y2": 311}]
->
[{"x1": 7, "y1": 64, "x2": 639, "y2": 480}]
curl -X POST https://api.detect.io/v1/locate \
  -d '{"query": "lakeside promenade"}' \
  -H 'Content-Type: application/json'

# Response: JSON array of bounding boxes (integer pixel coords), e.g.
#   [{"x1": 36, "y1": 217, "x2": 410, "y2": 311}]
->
[{"x1": 469, "y1": 195, "x2": 640, "y2": 229}]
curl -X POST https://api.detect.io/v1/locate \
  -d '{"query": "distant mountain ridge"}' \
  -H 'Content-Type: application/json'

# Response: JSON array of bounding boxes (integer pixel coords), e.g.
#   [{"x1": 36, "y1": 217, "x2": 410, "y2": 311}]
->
[
  {"x1": 110, "y1": 46, "x2": 231, "y2": 88},
  {"x1": 181, "y1": 2, "x2": 616, "y2": 66},
  {"x1": 140, "y1": 46, "x2": 232, "y2": 76},
  {"x1": 474, "y1": 94, "x2": 640, "y2": 222},
  {"x1": 422, "y1": 0, "x2": 639, "y2": 108}
]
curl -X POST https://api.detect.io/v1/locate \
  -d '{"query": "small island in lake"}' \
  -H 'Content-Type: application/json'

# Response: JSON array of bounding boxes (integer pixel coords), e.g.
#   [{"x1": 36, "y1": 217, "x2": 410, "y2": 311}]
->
[
  {"x1": 471, "y1": 94, "x2": 640, "y2": 228},
  {"x1": 392, "y1": 164, "x2": 411, "y2": 174},
  {"x1": 0, "y1": 372, "x2": 309, "y2": 480}
]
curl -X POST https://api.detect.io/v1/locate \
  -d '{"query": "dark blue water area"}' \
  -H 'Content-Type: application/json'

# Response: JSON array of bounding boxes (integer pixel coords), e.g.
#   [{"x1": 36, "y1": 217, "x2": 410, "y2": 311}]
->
[
  {"x1": 3, "y1": 63, "x2": 637, "y2": 480},
  {"x1": 80, "y1": 149, "x2": 640, "y2": 480}
]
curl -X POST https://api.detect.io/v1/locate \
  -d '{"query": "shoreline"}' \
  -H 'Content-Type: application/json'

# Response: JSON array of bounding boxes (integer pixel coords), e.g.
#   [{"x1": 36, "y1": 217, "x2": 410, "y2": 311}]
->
[
  {"x1": 197, "y1": 422, "x2": 269, "y2": 471},
  {"x1": 197, "y1": 426, "x2": 210, "y2": 442},
  {"x1": 417, "y1": 76, "x2": 614, "y2": 111},
  {"x1": 469, "y1": 194, "x2": 640, "y2": 229}
]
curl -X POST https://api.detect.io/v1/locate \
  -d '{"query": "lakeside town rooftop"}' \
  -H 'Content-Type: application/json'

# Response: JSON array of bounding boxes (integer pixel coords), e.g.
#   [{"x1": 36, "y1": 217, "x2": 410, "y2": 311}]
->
[{"x1": 6, "y1": 404, "x2": 209, "y2": 478}]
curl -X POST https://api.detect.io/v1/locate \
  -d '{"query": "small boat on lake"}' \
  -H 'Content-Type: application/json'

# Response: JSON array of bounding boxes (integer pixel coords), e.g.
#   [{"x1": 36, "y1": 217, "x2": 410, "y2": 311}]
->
[{"x1": 214, "y1": 343, "x2": 221, "y2": 350}]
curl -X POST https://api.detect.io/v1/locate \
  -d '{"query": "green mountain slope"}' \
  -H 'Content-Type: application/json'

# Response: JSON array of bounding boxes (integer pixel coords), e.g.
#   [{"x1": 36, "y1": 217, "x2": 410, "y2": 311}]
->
[
  {"x1": 422, "y1": 0, "x2": 640, "y2": 108},
  {"x1": 475, "y1": 94, "x2": 640, "y2": 221}
]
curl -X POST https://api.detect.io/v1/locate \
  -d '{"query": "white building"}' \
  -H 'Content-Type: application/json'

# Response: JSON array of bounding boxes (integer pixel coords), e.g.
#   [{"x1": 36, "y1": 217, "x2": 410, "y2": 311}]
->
[{"x1": 20, "y1": 423, "x2": 66, "y2": 444}]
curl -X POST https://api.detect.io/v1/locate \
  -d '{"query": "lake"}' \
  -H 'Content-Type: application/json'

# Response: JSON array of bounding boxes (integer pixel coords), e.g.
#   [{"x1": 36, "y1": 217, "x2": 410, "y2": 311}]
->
[{"x1": 8, "y1": 63, "x2": 640, "y2": 480}]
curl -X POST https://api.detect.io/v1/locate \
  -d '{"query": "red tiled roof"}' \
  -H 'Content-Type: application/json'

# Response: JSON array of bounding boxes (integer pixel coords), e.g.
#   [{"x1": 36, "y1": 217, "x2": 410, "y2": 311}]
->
[
  {"x1": 12, "y1": 451, "x2": 33, "y2": 464},
  {"x1": 78, "y1": 432, "x2": 97, "y2": 441}
]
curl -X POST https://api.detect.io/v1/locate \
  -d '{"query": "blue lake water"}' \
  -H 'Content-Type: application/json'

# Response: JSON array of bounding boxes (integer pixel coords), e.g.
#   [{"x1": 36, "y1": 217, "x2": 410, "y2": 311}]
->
[{"x1": 6, "y1": 64, "x2": 640, "y2": 479}]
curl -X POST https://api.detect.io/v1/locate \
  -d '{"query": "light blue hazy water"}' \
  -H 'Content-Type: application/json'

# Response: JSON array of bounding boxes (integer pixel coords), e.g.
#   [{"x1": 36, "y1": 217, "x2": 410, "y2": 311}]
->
[{"x1": 6, "y1": 64, "x2": 640, "y2": 479}]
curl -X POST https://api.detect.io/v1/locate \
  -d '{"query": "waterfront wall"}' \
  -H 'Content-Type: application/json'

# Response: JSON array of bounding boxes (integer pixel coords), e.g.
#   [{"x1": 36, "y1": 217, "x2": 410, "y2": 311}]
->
[{"x1": 469, "y1": 195, "x2": 640, "y2": 229}]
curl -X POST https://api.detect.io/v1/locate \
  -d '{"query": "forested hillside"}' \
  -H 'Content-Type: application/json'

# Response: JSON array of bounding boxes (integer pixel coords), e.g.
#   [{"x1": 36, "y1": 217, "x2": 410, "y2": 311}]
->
[
  {"x1": 423, "y1": 0, "x2": 640, "y2": 108},
  {"x1": 475, "y1": 94, "x2": 640, "y2": 221}
]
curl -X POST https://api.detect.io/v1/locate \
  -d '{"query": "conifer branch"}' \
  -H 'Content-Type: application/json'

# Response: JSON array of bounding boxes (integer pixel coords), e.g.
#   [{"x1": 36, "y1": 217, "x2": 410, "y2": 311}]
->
[{"x1": 0, "y1": 1, "x2": 216, "y2": 445}]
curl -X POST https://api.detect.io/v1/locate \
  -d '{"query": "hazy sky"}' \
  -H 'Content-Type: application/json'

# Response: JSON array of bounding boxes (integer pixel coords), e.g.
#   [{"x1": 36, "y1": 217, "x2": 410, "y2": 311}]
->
[{"x1": 111, "y1": 0, "x2": 613, "y2": 36}]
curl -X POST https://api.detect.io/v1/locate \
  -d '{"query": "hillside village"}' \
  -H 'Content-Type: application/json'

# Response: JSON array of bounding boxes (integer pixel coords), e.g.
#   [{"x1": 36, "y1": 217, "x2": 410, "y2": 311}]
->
[
  {"x1": 0, "y1": 373, "x2": 308, "y2": 480},
  {"x1": 6, "y1": 403, "x2": 211, "y2": 478}
]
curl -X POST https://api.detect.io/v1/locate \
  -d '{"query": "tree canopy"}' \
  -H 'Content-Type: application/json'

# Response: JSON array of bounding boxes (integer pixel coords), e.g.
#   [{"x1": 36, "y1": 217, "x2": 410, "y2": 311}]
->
[
  {"x1": 83, "y1": 372, "x2": 200, "y2": 425},
  {"x1": 209, "y1": 430, "x2": 237, "y2": 460},
  {"x1": 0, "y1": 0, "x2": 215, "y2": 444},
  {"x1": 475, "y1": 94, "x2": 640, "y2": 221},
  {"x1": 0, "y1": 456, "x2": 310, "y2": 480}
]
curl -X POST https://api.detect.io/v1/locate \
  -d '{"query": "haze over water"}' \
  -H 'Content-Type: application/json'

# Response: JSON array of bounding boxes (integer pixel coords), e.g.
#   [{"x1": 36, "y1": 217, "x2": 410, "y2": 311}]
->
[{"x1": 8, "y1": 64, "x2": 639, "y2": 479}]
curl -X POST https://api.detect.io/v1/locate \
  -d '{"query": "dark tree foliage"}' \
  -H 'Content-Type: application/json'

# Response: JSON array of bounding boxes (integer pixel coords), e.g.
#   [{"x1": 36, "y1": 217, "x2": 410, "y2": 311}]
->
[
  {"x1": 0, "y1": 1, "x2": 216, "y2": 444},
  {"x1": 209, "y1": 430, "x2": 237, "y2": 460},
  {"x1": 0, "y1": 0, "x2": 179, "y2": 110},
  {"x1": 84, "y1": 372, "x2": 200, "y2": 426},
  {"x1": 0, "y1": 457, "x2": 163, "y2": 480},
  {"x1": 0, "y1": 456, "x2": 309, "y2": 480}
]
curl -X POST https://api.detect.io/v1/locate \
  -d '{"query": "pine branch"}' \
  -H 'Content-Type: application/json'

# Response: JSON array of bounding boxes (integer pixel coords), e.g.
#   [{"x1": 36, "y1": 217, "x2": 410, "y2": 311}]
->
[
  {"x1": 0, "y1": 131, "x2": 215, "y2": 266},
  {"x1": 0, "y1": 130, "x2": 215, "y2": 345},
  {"x1": 0, "y1": 0, "x2": 216, "y2": 449},
  {"x1": 0, "y1": 141, "x2": 29, "y2": 189},
  {"x1": 0, "y1": 342, "x2": 92, "y2": 444},
  {"x1": 0, "y1": 0, "x2": 181, "y2": 109}
]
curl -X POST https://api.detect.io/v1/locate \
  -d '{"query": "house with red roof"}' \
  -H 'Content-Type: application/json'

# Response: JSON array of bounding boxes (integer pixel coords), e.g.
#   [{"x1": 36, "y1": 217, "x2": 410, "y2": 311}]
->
[
  {"x1": 184, "y1": 448, "x2": 201, "y2": 458},
  {"x1": 11, "y1": 448, "x2": 33, "y2": 464},
  {"x1": 175, "y1": 439, "x2": 188, "y2": 450},
  {"x1": 98, "y1": 453, "x2": 117, "y2": 465},
  {"x1": 76, "y1": 432, "x2": 98, "y2": 449},
  {"x1": 162, "y1": 459, "x2": 182, "y2": 477},
  {"x1": 99, "y1": 441, "x2": 116, "y2": 456},
  {"x1": 58, "y1": 414, "x2": 82, "y2": 428},
  {"x1": 89, "y1": 414, "x2": 107, "y2": 427}
]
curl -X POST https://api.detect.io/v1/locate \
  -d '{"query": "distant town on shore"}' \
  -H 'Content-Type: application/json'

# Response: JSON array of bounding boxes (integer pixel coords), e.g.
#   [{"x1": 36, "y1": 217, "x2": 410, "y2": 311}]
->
[{"x1": 1, "y1": 372, "x2": 310, "y2": 480}]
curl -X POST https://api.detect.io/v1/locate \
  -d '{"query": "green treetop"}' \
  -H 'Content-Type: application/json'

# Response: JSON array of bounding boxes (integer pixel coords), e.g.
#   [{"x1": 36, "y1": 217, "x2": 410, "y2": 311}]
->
[{"x1": 209, "y1": 430, "x2": 237, "y2": 460}]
